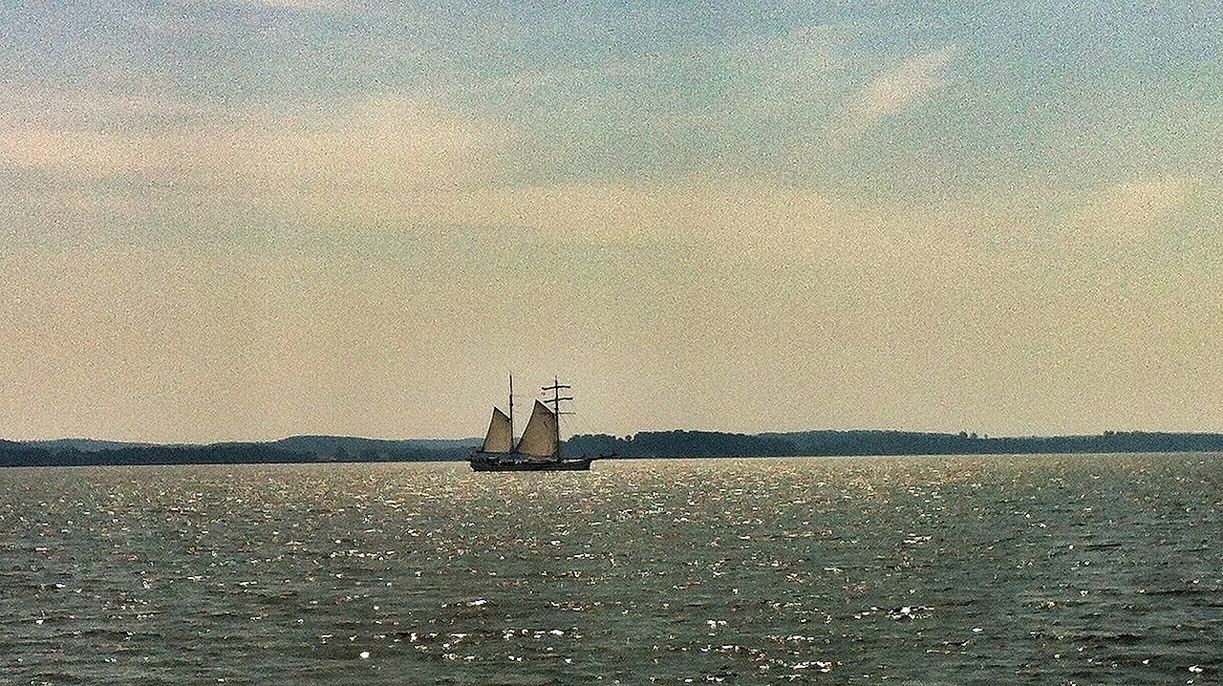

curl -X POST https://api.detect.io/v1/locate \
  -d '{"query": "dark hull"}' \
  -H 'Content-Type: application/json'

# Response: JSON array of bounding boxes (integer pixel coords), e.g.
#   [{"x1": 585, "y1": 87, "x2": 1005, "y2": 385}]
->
[{"x1": 469, "y1": 454, "x2": 594, "y2": 472}]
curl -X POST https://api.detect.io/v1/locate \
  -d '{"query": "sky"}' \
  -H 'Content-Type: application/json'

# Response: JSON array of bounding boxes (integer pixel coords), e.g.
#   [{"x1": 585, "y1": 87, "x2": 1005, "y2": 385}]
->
[{"x1": 1, "y1": 1, "x2": 1221, "y2": 442}]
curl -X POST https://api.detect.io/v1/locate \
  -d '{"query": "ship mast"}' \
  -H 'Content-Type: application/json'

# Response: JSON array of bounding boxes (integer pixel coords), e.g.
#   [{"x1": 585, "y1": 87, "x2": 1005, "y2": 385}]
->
[
  {"x1": 541, "y1": 376, "x2": 573, "y2": 458},
  {"x1": 508, "y1": 373, "x2": 514, "y2": 443}
]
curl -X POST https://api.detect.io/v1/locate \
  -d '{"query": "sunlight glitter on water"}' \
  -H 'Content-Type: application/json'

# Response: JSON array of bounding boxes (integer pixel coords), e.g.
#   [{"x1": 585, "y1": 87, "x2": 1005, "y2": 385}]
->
[{"x1": 0, "y1": 454, "x2": 1219, "y2": 685}]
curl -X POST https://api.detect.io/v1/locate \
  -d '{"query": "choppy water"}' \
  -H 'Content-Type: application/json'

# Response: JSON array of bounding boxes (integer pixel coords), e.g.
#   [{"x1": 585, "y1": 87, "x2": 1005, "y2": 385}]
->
[{"x1": 1, "y1": 454, "x2": 1219, "y2": 685}]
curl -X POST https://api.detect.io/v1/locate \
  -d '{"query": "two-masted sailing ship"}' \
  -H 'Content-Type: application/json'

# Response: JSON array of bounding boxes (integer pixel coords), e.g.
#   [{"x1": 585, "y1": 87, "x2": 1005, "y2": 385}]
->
[{"x1": 470, "y1": 375, "x2": 596, "y2": 472}]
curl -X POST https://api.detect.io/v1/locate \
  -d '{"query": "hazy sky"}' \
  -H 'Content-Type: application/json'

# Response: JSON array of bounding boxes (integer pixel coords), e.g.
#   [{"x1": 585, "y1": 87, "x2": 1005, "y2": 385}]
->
[{"x1": 2, "y1": 1, "x2": 1220, "y2": 442}]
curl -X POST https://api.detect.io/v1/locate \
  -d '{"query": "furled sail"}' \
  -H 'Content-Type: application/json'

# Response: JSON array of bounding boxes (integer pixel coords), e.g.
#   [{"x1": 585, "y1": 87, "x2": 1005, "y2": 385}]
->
[
  {"x1": 514, "y1": 400, "x2": 558, "y2": 457},
  {"x1": 481, "y1": 408, "x2": 513, "y2": 453}
]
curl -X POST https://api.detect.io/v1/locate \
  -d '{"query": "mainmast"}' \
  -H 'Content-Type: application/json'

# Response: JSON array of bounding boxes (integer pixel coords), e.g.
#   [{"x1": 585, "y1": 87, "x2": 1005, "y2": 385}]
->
[
  {"x1": 508, "y1": 373, "x2": 514, "y2": 443},
  {"x1": 541, "y1": 376, "x2": 573, "y2": 457}
]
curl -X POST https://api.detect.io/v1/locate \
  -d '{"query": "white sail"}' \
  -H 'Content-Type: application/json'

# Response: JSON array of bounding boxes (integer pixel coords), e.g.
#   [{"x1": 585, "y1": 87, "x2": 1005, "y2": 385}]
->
[
  {"x1": 481, "y1": 408, "x2": 513, "y2": 453},
  {"x1": 515, "y1": 400, "x2": 558, "y2": 457}
]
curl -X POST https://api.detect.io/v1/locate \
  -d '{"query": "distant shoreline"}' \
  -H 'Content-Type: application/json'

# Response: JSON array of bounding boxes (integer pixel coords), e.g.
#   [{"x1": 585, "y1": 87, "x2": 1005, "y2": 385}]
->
[{"x1": 3, "y1": 430, "x2": 1221, "y2": 468}]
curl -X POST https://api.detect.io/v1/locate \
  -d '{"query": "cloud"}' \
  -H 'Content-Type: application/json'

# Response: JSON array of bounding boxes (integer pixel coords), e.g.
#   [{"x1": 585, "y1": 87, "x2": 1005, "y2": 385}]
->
[
  {"x1": 193, "y1": 99, "x2": 503, "y2": 193},
  {"x1": 0, "y1": 93, "x2": 510, "y2": 239},
  {"x1": 0, "y1": 80, "x2": 1001, "y2": 267},
  {"x1": 353, "y1": 178, "x2": 1001, "y2": 280},
  {"x1": 842, "y1": 46, "x2": 961, "y2": 134},
  {"x1": 0, "y1": 128, "x2": 146, "y2": 180},
  {"x1": 1068, "y1": 177, "x2": 1192, "y2": 240},
  {"x1": 1, "y1": 86, "x2": 936, "y2": 257}
]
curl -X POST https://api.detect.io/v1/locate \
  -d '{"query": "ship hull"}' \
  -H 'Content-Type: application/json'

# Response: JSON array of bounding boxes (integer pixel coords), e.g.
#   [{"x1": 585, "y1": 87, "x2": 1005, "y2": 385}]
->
[{"x1": 469, "y1": 453, "x2": 594, "y2": 472}]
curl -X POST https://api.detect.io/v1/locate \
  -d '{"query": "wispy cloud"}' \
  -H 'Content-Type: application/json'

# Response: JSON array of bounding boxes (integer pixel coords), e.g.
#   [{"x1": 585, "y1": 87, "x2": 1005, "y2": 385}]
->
[
  {"x1": 841, "y1": 46, "x2": 961, "y2": 135},
  {"x1": 0, "y1": 94, "x2": 510, "y2": 238}
]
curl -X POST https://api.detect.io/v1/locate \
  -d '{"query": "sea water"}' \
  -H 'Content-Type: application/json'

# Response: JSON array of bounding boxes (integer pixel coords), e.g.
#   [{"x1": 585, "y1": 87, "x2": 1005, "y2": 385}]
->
[{"x1": 1, "y1": 454, "x2": 1218, "y2": 685}]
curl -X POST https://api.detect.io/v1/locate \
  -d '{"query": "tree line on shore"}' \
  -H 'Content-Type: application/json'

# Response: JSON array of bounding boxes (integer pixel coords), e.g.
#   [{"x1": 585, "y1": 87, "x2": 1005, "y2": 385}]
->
[{"x1": 565, "y1": 429, "x2": 1223, "y2": 458}]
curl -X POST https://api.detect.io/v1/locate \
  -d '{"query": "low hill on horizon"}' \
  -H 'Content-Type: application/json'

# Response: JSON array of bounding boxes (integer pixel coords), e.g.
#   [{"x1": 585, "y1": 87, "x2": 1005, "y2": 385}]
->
[
  {"x1": 2, "y1": 434, "x2": 482, "y2": 467},
  {"x1": 28, "y1": 438, "x2": 162, "y2": 453},
  {"x1": 27, "y1": 434, "x2": 482, "y2": 454},
  {"x1": 270, "y1": 435, "x2": 481, "y2": 456}
]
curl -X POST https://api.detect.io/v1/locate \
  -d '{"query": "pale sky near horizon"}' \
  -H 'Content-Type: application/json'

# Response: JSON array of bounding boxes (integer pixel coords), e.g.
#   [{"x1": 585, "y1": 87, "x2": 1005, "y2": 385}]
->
[{"x1": 1, "y1": 1, "x2": 1221, "y2": 443}]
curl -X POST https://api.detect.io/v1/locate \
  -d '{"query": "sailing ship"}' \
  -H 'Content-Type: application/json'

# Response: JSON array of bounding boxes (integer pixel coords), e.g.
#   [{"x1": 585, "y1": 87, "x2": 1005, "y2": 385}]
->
[{"x1": 470, "y1": 375, "x2": 597, "y2": 472}]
